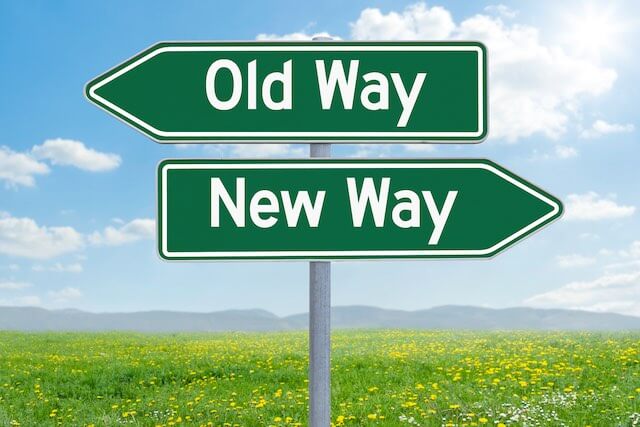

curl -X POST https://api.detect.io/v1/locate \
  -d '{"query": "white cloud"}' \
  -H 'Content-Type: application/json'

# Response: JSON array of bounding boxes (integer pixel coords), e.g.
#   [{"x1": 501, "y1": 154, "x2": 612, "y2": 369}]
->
[
  {"x1": 348, "y1": 143, "x2": 437, "y2": 158},
  {"x1": 53, "y1": 262, "x2": 83, "y2": 273},
  {"x1": 256, "y1": 31, "x2": 340, "y2": 41},
  {"x1": 0, "y1": 212, "x2": 84, "y2": 259},
  {"x1": 0, "y1": 212, "x2": 155, "y2": 259},
  {"x1": 0, "y1": 295, "x2": 42, "y2": 307},
  {"x1": 348, "y1": 144, "x2": 393, "y2": 158},
  {"x1": 402, "y1": 144, "x2": 436, "y2": 153},
  {"x1": 32, "y1": 138, "x2": 121, "y2": 172},
  {"x1": 351, "y1": 3, "x2": 455, "y2": 40},
  {"x1": 564, "y1": 192, "x2": 635, "y2": 221},
  {"x1": 89, "y1": 218, "x2": 155, "y2": 246},
  {"x1": 618, "y1": 241, "x2": 640, "y2": 259},
  {"x1": 1, "y1": 139, "x2": 121, "y2": 187},
  {"x1": 580, "y1": 119, "x2": 635, "y2": 139},
  {"x1": 0, "y1": 281, "x2": 31, "y2": 291},
  {"x1": 554, "y1": 145, "x2": 578, "y2": 159},
  {"x1": 348, "y1": 2, "x2": 618, "y2": 142},
  {"x1": 555, "y1": 254, "x2": 596, "y2": 268},
  {"x1": 48, "y1": 287, "x2": 82, "y2": 303},
  {"x1": 561, "y1": 238, "x2": 640, "y2": 297},
  {"x1": 231, "y1": 144, "x2": 306, "y2": 158},
  {"x1": 484, "y1": 4, "x2": 518, "y2": 19},
  {"x1": 604, "y1": 260, "x2": 640, "y2": 272},
  {"x1": 525, "y1": 271, "x2": 640, "y2": 316},
  {"x1": 203, "y1": 144, "x2": 307, "y2": 158},
  {"x1": 32, "y1": 263, "x2": 83, "y2": 273},
  {"x1": 458, "y1": 16, "x2": 616, "y2": 142},
  {"x1": 0, "y1": 146, "x2": 50, "y2": 188},
  {"x1": 531, "y1": 145, "x2": 578, "y2": 161}
]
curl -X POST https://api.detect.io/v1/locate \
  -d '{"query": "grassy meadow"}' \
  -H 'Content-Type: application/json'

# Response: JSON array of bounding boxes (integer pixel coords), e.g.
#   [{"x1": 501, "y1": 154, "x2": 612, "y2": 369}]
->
[{"x1": 0, "y1": 330, "x2": 639, "y2": 426}]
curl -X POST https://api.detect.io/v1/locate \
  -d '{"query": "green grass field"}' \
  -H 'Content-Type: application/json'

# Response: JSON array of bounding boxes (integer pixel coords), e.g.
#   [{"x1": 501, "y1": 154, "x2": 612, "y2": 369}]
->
[{"x1": 0, "y1": 330, "x2": 639, "y2": 426}]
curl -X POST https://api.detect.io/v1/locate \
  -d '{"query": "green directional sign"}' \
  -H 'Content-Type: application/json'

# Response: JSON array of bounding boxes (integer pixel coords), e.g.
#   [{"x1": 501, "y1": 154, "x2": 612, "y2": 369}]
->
[
  {"x1": 157, "y1": 159, "x2": 562, "y2": 260},
  {"x1": 86, "y1": 41, "x2": 487, "y2": 143}
]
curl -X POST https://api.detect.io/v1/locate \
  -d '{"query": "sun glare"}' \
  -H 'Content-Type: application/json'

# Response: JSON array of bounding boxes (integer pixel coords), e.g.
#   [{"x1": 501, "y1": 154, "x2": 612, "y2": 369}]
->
[{"x1": 560, "y1": 2, "x2": 630, "y2": 59}]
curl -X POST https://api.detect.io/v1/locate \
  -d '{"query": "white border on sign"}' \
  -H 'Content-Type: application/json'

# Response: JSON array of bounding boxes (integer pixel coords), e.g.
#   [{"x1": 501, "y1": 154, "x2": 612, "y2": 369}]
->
[
  {"x1": 160, "y1": 162, "x2": 560, "y2": 258},
  {"x1": 88, "y1": 45, "x2": 484, "y2": 139}
]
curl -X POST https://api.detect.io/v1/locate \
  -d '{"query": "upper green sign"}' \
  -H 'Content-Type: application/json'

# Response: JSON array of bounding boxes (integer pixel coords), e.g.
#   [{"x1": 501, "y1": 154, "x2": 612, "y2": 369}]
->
[
  {"x1": 86, "y1": 41, "x2": 487, "y2": 143},
  {"x1": 158, "y1": 159, "x2": 561, "y2": 260}
]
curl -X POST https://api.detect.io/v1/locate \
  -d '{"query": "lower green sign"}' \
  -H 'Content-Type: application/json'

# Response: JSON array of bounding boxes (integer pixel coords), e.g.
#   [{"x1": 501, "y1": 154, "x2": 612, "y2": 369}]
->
[{"x1": 157, "y1": 159, "x2": 562, "y2": 260}]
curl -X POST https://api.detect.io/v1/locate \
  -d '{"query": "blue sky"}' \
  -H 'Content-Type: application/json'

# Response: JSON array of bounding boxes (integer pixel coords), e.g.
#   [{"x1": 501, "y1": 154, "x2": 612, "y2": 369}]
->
[{"x1": 1, "y1": 0, "x2": 639, "y2": 316}]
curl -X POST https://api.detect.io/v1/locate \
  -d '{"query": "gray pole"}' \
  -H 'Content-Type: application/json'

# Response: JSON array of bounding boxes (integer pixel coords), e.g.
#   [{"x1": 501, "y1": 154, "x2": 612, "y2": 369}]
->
[
  {"x1": 309, "y1": 143, "x2": 331, "y2": 427},
  {"x1": 309, "y1": 35, "x2": 333, "y2": 427}
]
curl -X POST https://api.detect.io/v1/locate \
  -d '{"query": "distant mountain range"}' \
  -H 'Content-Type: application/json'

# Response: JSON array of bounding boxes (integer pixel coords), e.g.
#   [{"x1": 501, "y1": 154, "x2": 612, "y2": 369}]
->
[{"x1": 1, "y1": 305, "x2": 639, "y2": 332}]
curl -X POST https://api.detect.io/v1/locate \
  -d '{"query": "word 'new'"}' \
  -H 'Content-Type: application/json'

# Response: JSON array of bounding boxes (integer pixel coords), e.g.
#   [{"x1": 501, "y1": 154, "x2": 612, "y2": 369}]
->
[
  {"x1": 210, "y1": 178, "x2": 457, "y2": 244},
  {"x1": 205, "y1": 59, "x2": 427, "y2": 127}
]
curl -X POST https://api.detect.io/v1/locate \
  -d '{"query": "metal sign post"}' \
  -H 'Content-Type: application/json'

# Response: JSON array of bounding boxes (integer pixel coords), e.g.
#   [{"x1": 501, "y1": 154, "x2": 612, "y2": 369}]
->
[
  {"x1": 309, "y1": 143, "x2": 331, "y2": 427},
  {"x1": 309, "y1": 37, "x2": 332, "y2": 427}
]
